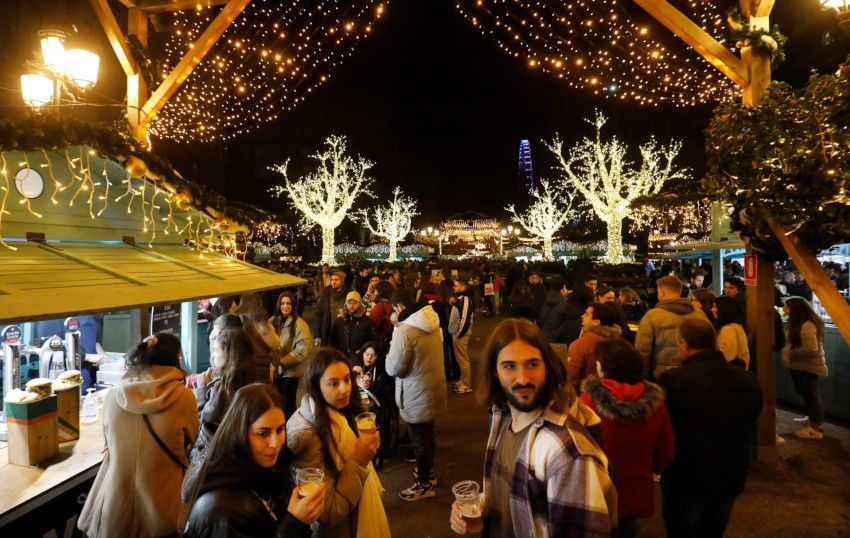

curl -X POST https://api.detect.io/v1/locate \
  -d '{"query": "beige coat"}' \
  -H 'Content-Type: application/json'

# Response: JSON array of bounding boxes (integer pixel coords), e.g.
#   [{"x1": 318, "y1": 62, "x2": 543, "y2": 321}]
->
[
  {"x1": 636, "y1": 298, "x2": 708, "y2": 379},
  {"x1": 276, "y1": 315, "x2": 315, "y2": 379},
  {"x1": 78, "y1": 366, "x2": 199, "y2": 538}
]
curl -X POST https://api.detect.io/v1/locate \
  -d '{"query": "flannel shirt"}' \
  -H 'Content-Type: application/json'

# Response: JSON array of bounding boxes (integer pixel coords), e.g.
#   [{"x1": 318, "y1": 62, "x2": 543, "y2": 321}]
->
[{"x1": 482, "y1": 398, "x2": 616, "y2": 538}]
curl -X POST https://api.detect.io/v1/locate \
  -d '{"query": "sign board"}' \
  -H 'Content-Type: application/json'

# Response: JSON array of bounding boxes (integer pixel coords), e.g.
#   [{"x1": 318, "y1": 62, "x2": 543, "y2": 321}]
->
[
  {"x1": 744, "y1": 254, "x2": 757, "y2": 287},
  {"x1": 150, "y1": 303, "x2": 181, "y2": 338}
]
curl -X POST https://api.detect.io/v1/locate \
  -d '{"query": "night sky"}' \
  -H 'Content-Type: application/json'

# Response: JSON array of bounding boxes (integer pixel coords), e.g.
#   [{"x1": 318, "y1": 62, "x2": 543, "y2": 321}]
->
[{"x1": 2, "y1": 0, "x2": 847, "y2": 232}]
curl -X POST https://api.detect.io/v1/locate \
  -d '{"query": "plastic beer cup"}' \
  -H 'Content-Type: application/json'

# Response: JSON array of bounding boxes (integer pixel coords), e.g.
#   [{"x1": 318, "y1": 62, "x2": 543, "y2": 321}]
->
[
  {"x1": 295, "y1": 467, "x2": 325, "y2": 498},
  {"x1": 355, "y1": 412, "x2": 377, "y2": 434},
  {"x1": 452, "y1": 480, "x2": 483, "y2": 533}
]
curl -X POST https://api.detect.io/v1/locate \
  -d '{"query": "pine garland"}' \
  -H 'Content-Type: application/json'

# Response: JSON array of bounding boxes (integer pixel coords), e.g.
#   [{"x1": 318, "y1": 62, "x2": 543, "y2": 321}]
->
[{"x1": 727, "y1": 9, "x2": 787, "y2": 66}]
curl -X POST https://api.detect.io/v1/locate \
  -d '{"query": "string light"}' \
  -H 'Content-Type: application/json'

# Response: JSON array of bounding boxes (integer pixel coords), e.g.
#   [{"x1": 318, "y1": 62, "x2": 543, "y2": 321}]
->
[
  {"x1": 630, "y1": 199, "x2": 711, "y2": 245},
  {"x1": 455, "y1": 0, "x2": 737, "y2": 106},
  {"x1": 151, "y1": 0, "x2": 389, "y2": 142},
  {"x1": 355, "y1": 186, "x2": 418, "y2": 262},
  {"x1": 505, "y1": 179, "x2": 576, "y2": 260}
]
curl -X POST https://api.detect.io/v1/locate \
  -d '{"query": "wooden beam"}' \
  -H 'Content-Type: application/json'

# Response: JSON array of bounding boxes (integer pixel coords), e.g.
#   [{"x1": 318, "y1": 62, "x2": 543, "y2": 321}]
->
[
  {"x1": 127, "y1": 8, "x2": 149, "y2": 143},
  {"x1": 88, "y1": 0, "x2": 136, "y2": 77},
  {"x1": 138, "y1": 0, "x2": 250, "y2": 128},
  {"x1": 741, "y1": 0, "x2": 776, "y2": 18},
  {"x1": 632, "y1": 0, "x2": 749, "y2": 87},
  {"x1": 139, "y1": 0, "x2": 228, "y2": 13},
  {"x1": 746, "y1": 252, "x2": 777, "y2": 453},
  {"x1": 767, "y1": 217, "x2": 850, "y2": 347}
]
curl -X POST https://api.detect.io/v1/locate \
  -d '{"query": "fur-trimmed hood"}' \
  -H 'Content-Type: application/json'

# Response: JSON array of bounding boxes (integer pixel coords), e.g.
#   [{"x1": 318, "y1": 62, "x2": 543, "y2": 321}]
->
[
  {"x1": 581, "y1": 376, "x2": 665, "y2": 422},
  {"x1": 583, "y1": 324, "x2": 622, "y2": 339}
]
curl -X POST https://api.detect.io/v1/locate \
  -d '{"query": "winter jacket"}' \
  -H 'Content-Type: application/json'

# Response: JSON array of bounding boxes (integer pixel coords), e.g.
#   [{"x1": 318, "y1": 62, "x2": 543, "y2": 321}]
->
[
  {"x1": 449, "y1": 294, "x2": 474, "y2": 339},
  {"x1": 562, "y1": 299, "x2": 587, "y2": 346},
  {"x1": 314, "y1": 284, "x2": 350, "y2": 345},
  {"x1": 566, "y1": 324, "x2": 622, "y2": 389},
  {"x1": 369, "y1": 300, "x2": 394, "y2": 352},
  {"x1": 717, "y1": 322, "x2": 750, "y2": 369},
  {"x1": 330, "y1": 306, "x2": 377, "y2": 366},
  {"x1": 184, "y1": 462, "x2": 310, "y2": 538},
  {"x1": 79, "y1": 366, "x2": 199, "y2": 538},
  {"x1": 537, "y1": 291, "x2": 571, "y2": 344},
  {"x1": 276, "y1": 315, "x2": 315, "y2": 379},
  {"x1": 286, "y1": 396, "x2": 371, "y2": 538},
  {"x1": 483, "y1": 398, "x2": 616, "y2": 537},
  {"x1": 635, "y1": 298, "x2": 708, "y2": 380},
  {"x1": 580, "y1": 377, "x2": 675, "y2": 520},
  {"x1": 385, "y1": 302, "x2": 447, "y2": 424},
  {"x1": 783, "y1": 320, "x2": 829, "y2": 376},
  {"x1": 658, "y1": 349, "x2": 762, "y2": 497}
]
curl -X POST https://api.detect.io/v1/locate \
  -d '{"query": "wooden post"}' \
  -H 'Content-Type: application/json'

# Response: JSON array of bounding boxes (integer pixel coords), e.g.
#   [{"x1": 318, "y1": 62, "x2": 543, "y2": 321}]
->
[{"x1": 127, "y1": 8, "x2": 149, "y2": 143}]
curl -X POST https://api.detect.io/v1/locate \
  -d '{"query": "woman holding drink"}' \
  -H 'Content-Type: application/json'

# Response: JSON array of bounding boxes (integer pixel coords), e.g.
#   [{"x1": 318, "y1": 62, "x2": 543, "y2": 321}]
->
[
  {"x1": 287, "y1": 348, "x2": 390, "y2": 537},
  {"x1": 184, "y1": 383, "x2": 322, "y2": 537}
]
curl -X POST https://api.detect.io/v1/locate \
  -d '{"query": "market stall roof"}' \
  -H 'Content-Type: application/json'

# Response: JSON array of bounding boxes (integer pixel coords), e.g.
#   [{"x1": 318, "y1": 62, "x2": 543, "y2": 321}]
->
[
  {"x1": 0, "y1": 241, "x2": 303, "y2": 324},
  {"x1": 670, "y1": 239, "x2": 745, "y2": 260}
]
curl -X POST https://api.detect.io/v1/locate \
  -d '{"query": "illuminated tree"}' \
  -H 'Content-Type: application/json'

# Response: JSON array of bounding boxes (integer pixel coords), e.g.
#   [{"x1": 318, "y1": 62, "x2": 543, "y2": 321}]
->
[
  {"x1": 505, "y1": 179, "x2": 576, "y2": 261},
  {"x1": 356, "y1": 187, "x2": 418, "y2": 262},
  {"x1": 270, "y1": 135, "x2": 373, "y2": 264},
  {"x1": 546, "y1": 111, "x2": 689, "y2": 263}
]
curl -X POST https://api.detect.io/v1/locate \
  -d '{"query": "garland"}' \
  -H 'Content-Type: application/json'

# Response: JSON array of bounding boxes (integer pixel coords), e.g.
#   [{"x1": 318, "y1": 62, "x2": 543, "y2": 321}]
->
[
  {"x1": 127, "y1": 34, "x2": 155, "y2": 90},
  {"x1": 0, "y1": 113, "x2": 269, "y2": 227},
  {"x1": 727, "y1": 9, "x2": 787, "y2": 66},
  {"x1": 703, "y1": 57, "x2": 850, "y2": 261}
]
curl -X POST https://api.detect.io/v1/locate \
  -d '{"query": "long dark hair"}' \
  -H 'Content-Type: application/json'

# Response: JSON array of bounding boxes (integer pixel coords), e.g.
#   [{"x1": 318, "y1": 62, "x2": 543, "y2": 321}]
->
[
  {"x1": 270, "y1": 291, "x2": 298, "y2": 334},
  {"x1": 714, "y1": 295, "x2": 746, "y2": 330},
  {"x1": 188, "y1": 383, "x2": 287, "y2": 509},
  {"x1": 480, "y1": 318, "x2": 570, "y2": 409},
  {"x1": 125, "y1": 332, "x2": 183, "y2": 370},
  {"x1": 691, "y1": 288, "x2": 716, "y2": 324},
  {"x1": 785, "y1": 296, "x2": 825, "y2": 348},
  {"x1": 301, "y1": 347, "x2": 364, "y2": 476},
  {"x1": 236, "y1": 293, "x2": 270, "y2": 330},
  {"x1": 213, "y1": 326, "x2": 265, "y2": 402}
]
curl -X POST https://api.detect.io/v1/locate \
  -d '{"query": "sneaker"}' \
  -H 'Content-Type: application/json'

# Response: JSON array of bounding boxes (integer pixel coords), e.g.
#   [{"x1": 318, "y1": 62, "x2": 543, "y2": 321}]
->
[
  {"x1": 413, "y1": 467, "x2": 438, "y2": 486},
  {"x1": 794, "y1": 426, "x2": 824, "y2": 439},
  {"x1": 775, "y1": 433, "x2": 786, "y2": 446},
  {"x1": 793, "y1": 415, "x2": 810, "y2": 423},
  {"x1": 399, "y1": 481, "x2": 436, "y2": 502},
  {"x1": 453, "y1": 383, "x2": 472, "y2": 394}
]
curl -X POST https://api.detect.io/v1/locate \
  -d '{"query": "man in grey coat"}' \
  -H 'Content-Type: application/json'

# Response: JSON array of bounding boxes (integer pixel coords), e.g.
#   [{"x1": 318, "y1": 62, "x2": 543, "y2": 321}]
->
[
  {"x1": 386, "y1": 287, "x2": 447, "y2": 502},
  {"x1": 636, "y1": 275, "x2": 708, "y2": 380}
]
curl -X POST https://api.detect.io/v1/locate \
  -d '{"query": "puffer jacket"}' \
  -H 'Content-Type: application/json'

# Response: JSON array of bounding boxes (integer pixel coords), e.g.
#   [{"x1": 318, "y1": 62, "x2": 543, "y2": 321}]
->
[
  {"x1": 79, "y1": 366, "x2": 199, "y2": 538},
  {"x1": 276, "y1": 315, "x2": 315, "y2": 379},
  {"x1": 286, "y1": 396, "x2": 371, "y2": 538},
  {"x1": 385, "y1": 302, "x2": 447, "y2": 424},
  {"x1": 580, "y1": 377, "x2": 675, "y2": 520},
  {"x1": 184, "y1": 461, "x2": 310, "y2": 538},
  {"x1": 783, "y1": 320, "x2": 829, "y2": 376},
  {"x1": 566, "y1": 324, "x2": 622, "y2": 389},
  {"x1": 537, "y1": 290, "x2": 571, "y2": 343},
  {"x1": 635, "y1": 298, "x2": 708, "y2": 380},
  {"x1": 330, "y1": 306, "x2": 377, "y2": 366}
]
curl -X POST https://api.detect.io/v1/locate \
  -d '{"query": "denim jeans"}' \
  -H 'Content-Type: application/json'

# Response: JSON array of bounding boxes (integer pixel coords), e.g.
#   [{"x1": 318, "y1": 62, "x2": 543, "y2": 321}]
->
[
  {"x1": 661, "y1": 485, "x2": 737, "y2": 538},
  {"x1": 407, "y1": 421, "x2": 435, "y2": 484},
  {"x1": 789, "y1": 369, "x2": 825, "y2": 426}
]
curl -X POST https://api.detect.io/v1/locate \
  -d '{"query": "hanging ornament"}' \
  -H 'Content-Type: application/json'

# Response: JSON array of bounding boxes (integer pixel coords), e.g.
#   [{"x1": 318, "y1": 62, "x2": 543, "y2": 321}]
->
[{"x1": 124, "y1": 156, "x2": 148, "y2": 177}]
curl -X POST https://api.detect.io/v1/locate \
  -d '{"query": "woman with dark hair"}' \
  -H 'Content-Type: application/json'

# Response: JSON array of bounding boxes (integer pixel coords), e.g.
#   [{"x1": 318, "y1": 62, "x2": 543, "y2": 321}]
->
[
  {"x1": 712, "y1": 296, "x2": 750, "y2": 369},
  {"x1": 270, "y1": 291, "x2": 315, "y2": 415},
  {"x1": 79, "y1": 333, "x2": 199, "y2": 537},
  {"x1": 579, "y1": 338, "x2": 675, "y2": 538},
  {"x1": 184, "y1": 383, "x2": 322, "y2": 537},
  {"x1": 690, "y1": 288, "x2": 716, "y2": 325},
  {"x1": 212, "y1": 296, "x2": 238, "y2": 319},
  {"x1": 617, "y1": 287, "x2": 647, "y2": 322},
  {"x1": 782, "y1": 297, "x2": 829, "y2": 440},
  {"x1": 237, "y1": 292, "x2": 281, "y2": 350},
  {"x1": 287, "y1": 348, "x2": 389, "y2": 537},
  {"x1": 352, "y1": 342, "x2": 396, "y2": 468},
  {"x1": 506, "y1": 280, "x2": 537, "y2": 321},
  {"x1": 183, "y1": 316, "x2": 273, "y2": 501}
]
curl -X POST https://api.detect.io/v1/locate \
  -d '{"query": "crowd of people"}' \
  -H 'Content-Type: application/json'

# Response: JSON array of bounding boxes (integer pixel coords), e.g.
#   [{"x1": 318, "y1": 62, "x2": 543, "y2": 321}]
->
[{"x1": 75, "y1": 257, "x2": 833, "y2": 537}]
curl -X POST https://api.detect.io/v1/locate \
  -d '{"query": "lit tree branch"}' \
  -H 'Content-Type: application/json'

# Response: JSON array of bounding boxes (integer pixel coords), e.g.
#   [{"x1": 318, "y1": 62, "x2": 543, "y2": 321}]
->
[
  {"x1": 506, "y1": 179, "x2": 576, "y2": 260},
  {"x1": 356, "y1": 187, "x2": 418, "y2": 262},
  {"x1": 545, "y1": 111, "x2": 689, "y2": 263},
  {"x1": 270, "y1": 135, "x2": 373, "y2": 264}
]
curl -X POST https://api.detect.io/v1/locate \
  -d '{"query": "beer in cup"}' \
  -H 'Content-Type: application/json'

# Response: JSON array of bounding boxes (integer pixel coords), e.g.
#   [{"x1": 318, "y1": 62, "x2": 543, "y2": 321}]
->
[
  {"x1": 452, "y1": 480, "x2": 484, "y2": 533},
  {"x1": 355, "y1": 412, "x2": 377, "y2": 434},
  {"x1": 295, "y1": 467, "x2": 325, "y2": 498}
]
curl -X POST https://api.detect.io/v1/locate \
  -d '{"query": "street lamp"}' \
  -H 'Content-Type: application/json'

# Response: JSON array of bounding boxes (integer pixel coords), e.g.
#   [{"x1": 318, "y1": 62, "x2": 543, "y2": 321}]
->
[
  {"x1": 21, "y1": 27, "x2": 100, "y2": 108},
  {"x1": 822, "y1": 0, "x2": 850, "y2": 35},
  {"x1": 498, "y1": 226, "x2": 520, "y2": 255},
  {"x1": 419, "y1": 227, "x2": 445, "y2": 256}
]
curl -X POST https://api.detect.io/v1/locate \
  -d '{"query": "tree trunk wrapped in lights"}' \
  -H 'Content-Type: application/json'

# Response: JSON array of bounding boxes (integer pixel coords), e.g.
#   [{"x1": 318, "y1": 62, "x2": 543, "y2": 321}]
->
[
  {"x1": 270, "y1": 135, "x2": 373, "y2": 264},
  {"x1": 356, "y1": 187, "x2": 418, "y2": 262},
  {"x1": 505, "y1": 179, "x2": 575, "y2": 261},
  {"x1": 546, "y1": 111, "x2": 688, "y2": 263}
]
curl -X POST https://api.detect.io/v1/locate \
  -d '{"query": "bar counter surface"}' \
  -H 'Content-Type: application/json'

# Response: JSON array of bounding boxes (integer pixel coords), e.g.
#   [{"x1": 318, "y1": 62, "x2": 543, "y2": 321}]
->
[{"x1": 0, "y1": 401, "x2": 105, "y2": 529}]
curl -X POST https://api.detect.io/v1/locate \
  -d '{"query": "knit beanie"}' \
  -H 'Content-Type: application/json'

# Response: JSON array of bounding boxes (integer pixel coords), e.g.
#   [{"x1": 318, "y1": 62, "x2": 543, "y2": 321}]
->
[{"x1": 346, "y1": 291, "x2": 362, "y2": 303}]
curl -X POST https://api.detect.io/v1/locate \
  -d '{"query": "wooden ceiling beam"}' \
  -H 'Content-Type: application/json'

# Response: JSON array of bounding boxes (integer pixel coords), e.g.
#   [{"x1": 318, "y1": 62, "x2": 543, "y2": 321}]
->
[
  {"x1": 88, "y1": 0, "x2": 136, "y2": 77},
  {"x1": 632, "y1": 0, "x2": 749, "y2": 88},
  {"x1": 138, "y1": 0, "x2": 228, "y2": 13},
  {"x1": 138, "y1": 0, "x2": 250, "y2": 128}
]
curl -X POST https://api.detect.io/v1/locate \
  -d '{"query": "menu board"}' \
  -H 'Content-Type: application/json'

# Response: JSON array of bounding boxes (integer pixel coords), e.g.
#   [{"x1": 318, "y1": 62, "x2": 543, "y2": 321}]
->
[{"x1": 150, "y1": 303, "x2": 181, "y2": 338}]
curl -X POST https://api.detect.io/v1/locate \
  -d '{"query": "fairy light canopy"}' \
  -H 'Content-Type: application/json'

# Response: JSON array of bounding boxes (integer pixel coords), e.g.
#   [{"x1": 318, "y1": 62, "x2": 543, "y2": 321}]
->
[
  {"x1": 455, "y1": 0, "x2": 738, "y2": 106},
  {"x1": 150, "y1": 0, "x2": 389, "y2": 142}
]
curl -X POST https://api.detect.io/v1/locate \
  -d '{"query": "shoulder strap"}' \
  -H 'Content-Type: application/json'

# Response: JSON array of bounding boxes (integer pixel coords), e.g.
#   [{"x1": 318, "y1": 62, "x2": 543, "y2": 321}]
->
[{"x1": 142, "y1": 414, "x2": 187, "y2": 470}]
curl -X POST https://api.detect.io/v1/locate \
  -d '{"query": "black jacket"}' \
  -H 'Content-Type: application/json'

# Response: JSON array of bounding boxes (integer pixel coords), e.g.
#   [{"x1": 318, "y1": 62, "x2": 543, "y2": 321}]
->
[
  {"x1": 561, "y1": 299, "x2": 587, "y2": 346},
  {"x1": 658, "y1": 349, "x2": 762, "y2": 497},
  {"x1": 314, "y1": 284, "x2": 349, "y2": 345},
  {"x1": 330, "y1": 307, "x2": 377, "y2": 365},
  {"x1": 184, "y1": 462, "x2": 310, "y2": 538},
  {"x1": 537, "y1": 291, "x2": 571, "y2": 343}
]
